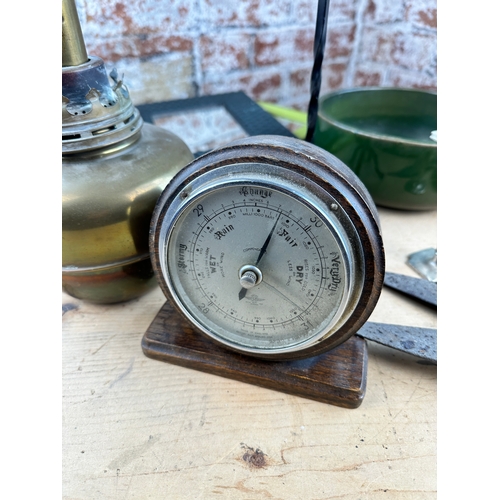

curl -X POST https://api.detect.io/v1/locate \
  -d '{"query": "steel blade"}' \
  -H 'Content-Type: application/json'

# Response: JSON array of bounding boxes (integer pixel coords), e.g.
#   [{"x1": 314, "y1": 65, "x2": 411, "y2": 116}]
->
[
  {"x1": 384, "y1": 272, "x2": 437, "y2": 307},
  {"x1": 357, "y1": 322, "x2": 437, "y2": 363}
]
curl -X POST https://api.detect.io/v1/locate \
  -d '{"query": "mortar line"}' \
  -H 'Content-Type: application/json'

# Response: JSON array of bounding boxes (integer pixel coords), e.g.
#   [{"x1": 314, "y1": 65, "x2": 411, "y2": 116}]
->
[{"x1": 344, "y1": 0, "x2": 370, "y2": 87}]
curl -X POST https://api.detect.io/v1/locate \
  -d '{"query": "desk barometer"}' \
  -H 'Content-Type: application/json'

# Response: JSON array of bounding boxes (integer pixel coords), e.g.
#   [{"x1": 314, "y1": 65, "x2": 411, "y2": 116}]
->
[{"x1": 148, "y1": 136, "x2": 384, "y2": 362}]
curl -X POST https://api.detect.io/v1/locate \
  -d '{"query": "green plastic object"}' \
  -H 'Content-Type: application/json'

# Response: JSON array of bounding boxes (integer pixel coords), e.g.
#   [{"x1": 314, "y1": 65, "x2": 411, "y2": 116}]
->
[
  {"x1": 258, "y1": 101, "x2": 308, "y2": 139},
  {"x1": 313, "y1": 87, "x2": 437, "y2": 210}
]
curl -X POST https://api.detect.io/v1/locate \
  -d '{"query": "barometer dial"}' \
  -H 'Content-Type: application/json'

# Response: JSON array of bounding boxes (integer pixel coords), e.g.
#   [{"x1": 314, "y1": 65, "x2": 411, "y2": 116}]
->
[{"x1": 150, "y1": 136, "x2": 384, "y2": 360}]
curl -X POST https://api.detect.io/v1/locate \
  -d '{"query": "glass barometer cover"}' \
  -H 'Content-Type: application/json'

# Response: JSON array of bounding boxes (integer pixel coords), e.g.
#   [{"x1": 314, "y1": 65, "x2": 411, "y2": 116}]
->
[{"x1": 150, "y1": 136, "x2": 385, "y2": 360}]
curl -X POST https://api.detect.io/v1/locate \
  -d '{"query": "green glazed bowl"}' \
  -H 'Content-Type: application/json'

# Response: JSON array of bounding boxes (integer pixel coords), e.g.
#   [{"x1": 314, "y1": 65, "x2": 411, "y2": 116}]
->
[{"x1": 313, "y1": 87, "x2": 437, "y2": 210}]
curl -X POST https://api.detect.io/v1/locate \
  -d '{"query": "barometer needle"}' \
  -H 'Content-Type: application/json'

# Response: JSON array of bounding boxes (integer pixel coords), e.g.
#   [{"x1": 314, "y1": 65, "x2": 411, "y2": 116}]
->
[
  {"x1": 260, "y1": 280, "x2": 311, "y2": 326},
  {"x1": 255, "y1": 214, "x2": 281, "y2": 265},
  {"x1": 239, "y1": 213, "x2": 281, "y2": 300}
]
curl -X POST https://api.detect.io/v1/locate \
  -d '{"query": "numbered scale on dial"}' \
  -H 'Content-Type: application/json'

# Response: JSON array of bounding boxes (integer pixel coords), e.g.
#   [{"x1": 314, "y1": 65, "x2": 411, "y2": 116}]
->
[{"x1": 150, "y1": 136, "x2": 385, "y2": 360}]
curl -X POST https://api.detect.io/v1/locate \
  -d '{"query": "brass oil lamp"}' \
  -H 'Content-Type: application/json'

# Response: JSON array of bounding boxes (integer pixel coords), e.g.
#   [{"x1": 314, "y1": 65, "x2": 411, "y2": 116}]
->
[{"x1": 62, "y1": 0, "x2": 193, "y2": 303}]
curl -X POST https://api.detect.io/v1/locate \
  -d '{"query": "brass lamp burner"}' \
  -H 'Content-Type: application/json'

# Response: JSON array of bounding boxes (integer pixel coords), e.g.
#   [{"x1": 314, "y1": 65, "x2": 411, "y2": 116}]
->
[
  {"x1": 62, "y1": 57, "x2": 142, "y2": 154},
  {"x1": 62, "y1": 0, "x2": 193, "y2": 304}
]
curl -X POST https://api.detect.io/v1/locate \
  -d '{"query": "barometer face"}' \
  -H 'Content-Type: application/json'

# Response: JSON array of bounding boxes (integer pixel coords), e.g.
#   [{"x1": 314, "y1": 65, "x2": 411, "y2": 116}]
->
[{"x1": 151, "y1": 137, "x2": 385, "y2": 359}]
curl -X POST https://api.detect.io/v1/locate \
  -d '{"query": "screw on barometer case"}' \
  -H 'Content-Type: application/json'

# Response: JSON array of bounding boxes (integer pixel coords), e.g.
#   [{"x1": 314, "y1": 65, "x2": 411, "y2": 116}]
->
[{"x1": 148, "y1": 135, "x2": 385, "y2": 361}]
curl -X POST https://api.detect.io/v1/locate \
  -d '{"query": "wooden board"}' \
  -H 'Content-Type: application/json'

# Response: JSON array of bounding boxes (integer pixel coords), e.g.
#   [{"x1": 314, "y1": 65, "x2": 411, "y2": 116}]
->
[
  {"x1": 63, "y1": 205, "x2": 437, "y2": 499},
  {"x1": 142, "y1": 300, "x2": 368, "y2": 409}
]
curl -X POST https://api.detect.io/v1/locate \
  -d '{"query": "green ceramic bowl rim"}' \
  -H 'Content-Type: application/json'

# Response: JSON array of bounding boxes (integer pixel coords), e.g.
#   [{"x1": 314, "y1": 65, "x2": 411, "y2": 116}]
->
[{"x1": 317, "y1": 87, "x2": 437, "y2": 148}]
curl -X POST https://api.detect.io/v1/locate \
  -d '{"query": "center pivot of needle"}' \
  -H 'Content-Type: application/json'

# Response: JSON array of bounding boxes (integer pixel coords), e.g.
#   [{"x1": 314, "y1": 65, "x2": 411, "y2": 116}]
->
[{"x1": 239, "y1": 265, "x2": 263, "y2": 289}]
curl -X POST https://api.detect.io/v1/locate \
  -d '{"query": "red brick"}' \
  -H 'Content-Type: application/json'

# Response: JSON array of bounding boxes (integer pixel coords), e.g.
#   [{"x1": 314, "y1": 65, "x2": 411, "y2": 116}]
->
[
  {"x1": 86, "y1": 34, "x2": 193, "y2": 62},
  {"x1": 292, "y1": 0, "x2": 358, "y2": 26},
  {"x1": 289, "y1": 66, "x2": 314, "y2": 110},
  {"x1": 201, "y1": 0, "x2": 293, "y2": 28},
  {"x1": 326, "y1": 24, "x2": 356, "y2": 59},
  {"x1": 293, "y1": 1, "x2": 317, "y2": 24},
  {"x1": 81, "y1": 0, "x2": 198, "y2": 39},
  {"x1": 406, "y1": 0, "x2": 437, "y2": 29},
  {"x1": 321, "y1": 62, "x2": 349, "y2": 92},
  {"x1": 393, "y1": 31, "x2": 437, "y2": 73},
  {"x1": 387, "y1": 68, "x2": 437, "y2": 90},
  {"x1": 76, "y1": 0, "x2": 438, "y2": 109},
  {"x1": 110, "y1": 53, "x2": 195, "y2": 105},
  {"x1": 254, "y1": 29, "x2": 314, "y2": 66},
  {"x1": 200, "y1": 33, "x2": 252, "y2": 74},
  {"x1": 359, "y1": 26, "x2": 436, "y2": 73},
  {"x1": 254, "y1": 31, "x2": 290, "y2": 66},
  {"x1": 353, "y1": 68, "x2": 383, "y2": 87},
  {"x1": 290, "y1": 63, "x2": 350, "y2": 105},
  {"x1": 251, "y1": 74, "x2": 282, "y2": 100},
  {"x1": 359, "y1": 27, "x2": 395, "y2": 65},
  {"x1": 290, "y1": 67, "x2": 310, "y2": 91},
  {"x1": 202, "y1": 69, "x2": 284, "y2": 103},
  {"x1": 294, "y1": 29, "x2": 315, "y2": 56},
  {"x1": 162, "y1": 36, "x2": 194, "y2": 52},
  {"x1": 364, "y1": 0, "x2": 404, "y2": 24},
  {"x1": 329, "y1": 0, "x2": 359, "y2": 23}
]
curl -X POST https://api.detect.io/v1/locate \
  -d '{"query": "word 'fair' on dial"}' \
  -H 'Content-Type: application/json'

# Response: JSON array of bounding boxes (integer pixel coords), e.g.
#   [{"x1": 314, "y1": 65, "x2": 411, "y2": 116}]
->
[{"x1": 166, "y1": 185, "x2": 349, "y2": 351}]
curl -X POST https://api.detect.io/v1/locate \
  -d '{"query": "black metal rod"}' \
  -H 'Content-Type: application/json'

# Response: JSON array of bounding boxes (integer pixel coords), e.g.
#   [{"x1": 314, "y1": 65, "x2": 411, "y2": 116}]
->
[{"x1": 305, "y1": 0, "x2": 330, "y2": 143}]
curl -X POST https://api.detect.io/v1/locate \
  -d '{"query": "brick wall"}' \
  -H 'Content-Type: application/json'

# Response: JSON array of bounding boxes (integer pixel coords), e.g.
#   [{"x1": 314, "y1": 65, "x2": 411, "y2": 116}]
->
[{"x1": 76, "y1": 0, "x2": 437, "y2": 110}]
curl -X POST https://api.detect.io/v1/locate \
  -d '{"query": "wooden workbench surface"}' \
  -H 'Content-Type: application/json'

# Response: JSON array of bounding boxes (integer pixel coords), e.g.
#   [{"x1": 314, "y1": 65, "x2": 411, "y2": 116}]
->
[{"x1": 62, "y1": 207, "x2": 437, "y2": 499}]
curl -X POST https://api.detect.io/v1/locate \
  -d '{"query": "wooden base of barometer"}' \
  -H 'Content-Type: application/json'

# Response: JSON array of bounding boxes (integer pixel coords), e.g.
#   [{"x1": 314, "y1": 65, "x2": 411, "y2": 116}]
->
[{"x1": 142, "y1": 301, "x2": 368, "y2": 409}]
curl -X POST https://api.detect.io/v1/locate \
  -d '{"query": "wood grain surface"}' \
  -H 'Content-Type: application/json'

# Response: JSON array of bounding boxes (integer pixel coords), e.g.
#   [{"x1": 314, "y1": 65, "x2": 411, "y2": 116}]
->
[{"x1": 62, "y1": 207, "x2": 437, "y2": 499}]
